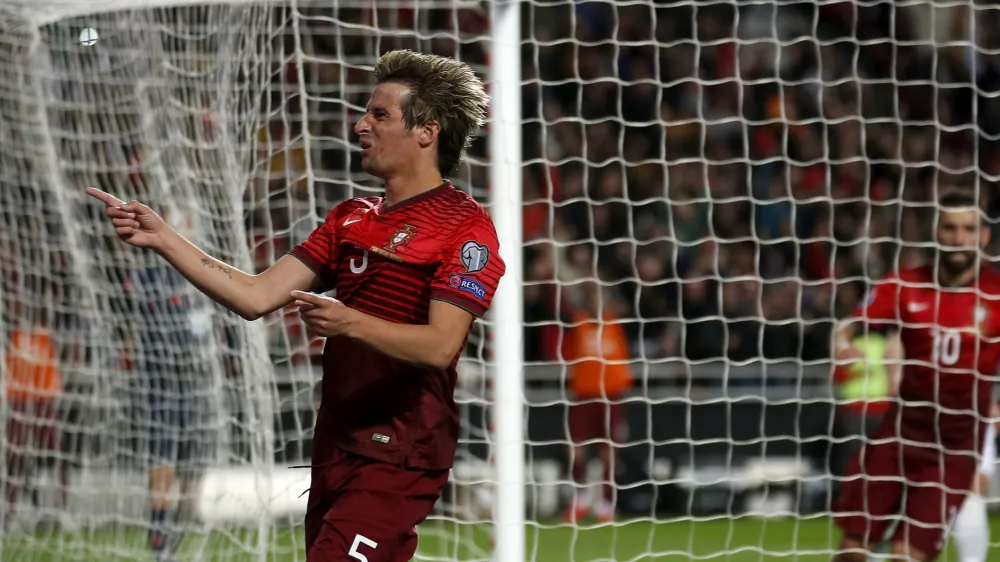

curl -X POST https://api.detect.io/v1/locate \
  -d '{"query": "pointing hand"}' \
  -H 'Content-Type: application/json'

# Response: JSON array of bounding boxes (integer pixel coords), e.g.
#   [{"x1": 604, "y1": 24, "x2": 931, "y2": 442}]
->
[{"x1": 85, "y1": 187, "x2": 168, "y2": 251}]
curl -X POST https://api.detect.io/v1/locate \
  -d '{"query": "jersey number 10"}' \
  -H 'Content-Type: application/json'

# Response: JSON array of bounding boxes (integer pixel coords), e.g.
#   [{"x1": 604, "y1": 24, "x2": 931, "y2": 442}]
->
[{"x1": 931, "y1": 328, "x2": 961, "y2": 366}]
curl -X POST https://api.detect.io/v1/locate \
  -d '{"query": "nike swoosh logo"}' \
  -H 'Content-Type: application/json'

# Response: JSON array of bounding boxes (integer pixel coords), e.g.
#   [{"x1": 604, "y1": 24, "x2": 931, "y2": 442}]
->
[
  {"x1": 343, "y1": 217, "x2": 361, "y2": 226},
  {"x1": 909, "y1": 303, "x2": 928, "y2": 312}
]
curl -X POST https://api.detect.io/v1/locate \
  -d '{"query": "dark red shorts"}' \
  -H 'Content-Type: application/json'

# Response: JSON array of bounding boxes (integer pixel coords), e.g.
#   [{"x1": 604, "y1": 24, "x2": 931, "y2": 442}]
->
[
  {"x1": 304, "y1": 447, "x2": 449, "y2": 562},
  {"x1": 833, "y1": 439, "x2": 975, "y2": 559},
  {"x1": 6, "y1": 399, "x2": 60, "y2": 454},
  {"x1": 569, "y1": 399, "x2": 627, "y2": 444}
]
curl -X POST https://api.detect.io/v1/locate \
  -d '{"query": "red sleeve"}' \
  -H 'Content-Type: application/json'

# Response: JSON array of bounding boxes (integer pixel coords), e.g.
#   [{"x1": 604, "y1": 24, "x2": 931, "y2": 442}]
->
[
  {"x1": 289, "y1": 207, "x2": 340, "y2": 291},
  {"x1": 430, "y1": 215, "x2": 506, "y2": 317},
  {"x1": 851, "y1": 274, "x2": 901, "y2": 325}
]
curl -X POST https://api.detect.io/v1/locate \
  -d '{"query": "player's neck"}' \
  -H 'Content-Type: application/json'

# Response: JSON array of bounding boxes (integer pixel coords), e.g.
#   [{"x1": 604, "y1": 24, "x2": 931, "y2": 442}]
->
[{"x1": 382, "y1": 166, "x2": 444, "y2": 209}]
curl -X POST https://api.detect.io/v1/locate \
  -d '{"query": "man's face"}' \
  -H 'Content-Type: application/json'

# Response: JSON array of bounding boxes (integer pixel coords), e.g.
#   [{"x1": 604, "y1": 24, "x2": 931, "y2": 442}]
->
[
  {"x1": 937, "y1": 208, "x2": 987, "y2": 275},
  {"x1": 353, "y1": 82, "x2": 419, "y2": 178}
]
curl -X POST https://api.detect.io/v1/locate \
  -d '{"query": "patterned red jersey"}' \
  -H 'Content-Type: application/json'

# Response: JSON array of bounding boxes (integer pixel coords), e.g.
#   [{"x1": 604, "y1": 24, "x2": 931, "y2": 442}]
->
[
  {"x1": 290, "y1": 182, "x2": 504, "y2": 469},
  {"x1": 853, "y1": 264, "x2": 1000, "y2": 455}
]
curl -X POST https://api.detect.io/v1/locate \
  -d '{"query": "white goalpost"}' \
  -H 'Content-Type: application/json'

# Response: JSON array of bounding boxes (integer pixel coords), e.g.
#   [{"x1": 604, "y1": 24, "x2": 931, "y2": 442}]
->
[
  {"x1": 3, "y1": 0, "x2": 1000, "y2": 561},
  {"x1": 488, "y1": 2, "x2": 525, "y2": 562}
]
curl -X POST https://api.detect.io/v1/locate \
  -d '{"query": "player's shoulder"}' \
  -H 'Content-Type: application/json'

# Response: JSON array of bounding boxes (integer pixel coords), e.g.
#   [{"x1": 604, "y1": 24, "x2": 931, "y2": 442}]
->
[
  {"x1": 326, "y1": 197, "x2": 380, "y2": 223},
  {"x1": 977, "y1": 265, "x2": 1000, "y2": 294},
  {"x1": 409, "y1": 183, "x2": 498, "y2": 246},
  {"x1": 436, "y1": 184, "x2": 496, "y2": 230},
  {"x1": 426, "y1": 183, "x2": 486, "y2": 214}
]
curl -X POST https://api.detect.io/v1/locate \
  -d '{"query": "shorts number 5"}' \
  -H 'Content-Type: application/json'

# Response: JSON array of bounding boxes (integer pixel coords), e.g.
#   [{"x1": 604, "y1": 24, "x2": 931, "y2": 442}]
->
[{"x1": 349, "y1": 534, "x2": 378, "y2": 562}]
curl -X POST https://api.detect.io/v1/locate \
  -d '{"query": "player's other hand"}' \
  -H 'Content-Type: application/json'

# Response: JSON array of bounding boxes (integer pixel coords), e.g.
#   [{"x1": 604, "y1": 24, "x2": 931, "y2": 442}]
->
[
  {"x1": 291, "y1": 290, "x2": 356, "y2": 338},
  {"x1": 85, "y1": 187, "x2": 168, "y2": 251},
  {"x1": 833, "y1": 342, "x2": 865, "y2": 364}
]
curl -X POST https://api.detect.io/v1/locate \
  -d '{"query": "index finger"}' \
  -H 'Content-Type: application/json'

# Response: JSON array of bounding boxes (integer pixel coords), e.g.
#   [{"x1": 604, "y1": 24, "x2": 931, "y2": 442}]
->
[
  {"x1": 84, "y1": 186, "x2": 125, "y2": 207},
  {"x1": 290, "y1": 290, "x2": 324, "y2": 305}
]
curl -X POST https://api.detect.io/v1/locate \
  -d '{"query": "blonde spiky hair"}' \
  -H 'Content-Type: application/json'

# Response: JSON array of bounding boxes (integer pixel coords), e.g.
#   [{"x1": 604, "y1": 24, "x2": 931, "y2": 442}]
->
[{"x1": 374, "y1": 50, "x2": 489, "y2": 175}]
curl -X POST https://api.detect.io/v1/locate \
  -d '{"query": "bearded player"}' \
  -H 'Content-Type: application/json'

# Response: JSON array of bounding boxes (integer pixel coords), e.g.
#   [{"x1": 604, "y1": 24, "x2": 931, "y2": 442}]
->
[
  {"x1": 831, "y1": 190, "x2": 1000, "y2": 562},
  {"x1": 86, "y1": 50, "x2": 504, "y2": 561}
]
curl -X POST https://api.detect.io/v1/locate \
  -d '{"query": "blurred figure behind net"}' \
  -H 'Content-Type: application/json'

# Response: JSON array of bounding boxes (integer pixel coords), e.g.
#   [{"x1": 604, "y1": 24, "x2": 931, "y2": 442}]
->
[
  {"x1": 3, "y1": 300, "x2": 68, "y2": 530},
  {"x1": 562, "y1": 281, "x2": 633, "y2": 523},
  {"x1": 830, "y1": 330, "x2": 901, "y2": 483}
]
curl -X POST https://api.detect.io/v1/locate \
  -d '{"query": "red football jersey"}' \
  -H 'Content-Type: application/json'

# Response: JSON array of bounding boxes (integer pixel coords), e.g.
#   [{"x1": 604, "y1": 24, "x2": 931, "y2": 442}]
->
[
  {"x1": 853, "y1": 265, "x2": 1000, "y2": 454},
  {"x1": 290, "y1": 182, "x2": 505, "y2": 469}
]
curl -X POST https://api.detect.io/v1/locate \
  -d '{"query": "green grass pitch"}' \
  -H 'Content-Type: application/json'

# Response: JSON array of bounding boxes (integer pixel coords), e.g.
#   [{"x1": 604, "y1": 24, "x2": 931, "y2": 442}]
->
[{"x1": 4, "y1": 516, "x2": 998, "y2": 561}]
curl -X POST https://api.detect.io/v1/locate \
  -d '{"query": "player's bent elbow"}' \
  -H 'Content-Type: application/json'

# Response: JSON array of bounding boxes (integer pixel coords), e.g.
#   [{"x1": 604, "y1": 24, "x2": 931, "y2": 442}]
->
[
  {"x1": 232, "y1": 290, "x2": 266, "y2": 321},
  {"x1": 222, "y1": 299, "x2": 263, "y2": 322},
  {"x1": 406, "y1": 338, "x2": 459, "y2": 370},
  {"x1": 237, "y1": 296, "x2": 279, "y2": 322},
  {"x1": 424, "y1": 340, "x2": 463, "y2": 370},
  {"x1": 235, "y1": 276, "x2": 288, "y2": 321},
  {"x1": 236, "y1": 307, "x2": 263, "y2": 322},
  {"x1": 425, "y1": 354, "x2": 453, "y2": 371},
  {"x1": 219, "y1": 296, "x2": 262, "y2": 321}
]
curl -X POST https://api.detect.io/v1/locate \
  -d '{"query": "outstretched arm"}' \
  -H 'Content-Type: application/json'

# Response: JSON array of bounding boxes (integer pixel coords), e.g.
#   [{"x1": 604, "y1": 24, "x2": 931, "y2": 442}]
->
[
  {"x1": 161, "y1": 232, "x2": 317, "y2": 320},
  {"x1": 87, "y1": 187, "x2": 317, "y2": 320}
]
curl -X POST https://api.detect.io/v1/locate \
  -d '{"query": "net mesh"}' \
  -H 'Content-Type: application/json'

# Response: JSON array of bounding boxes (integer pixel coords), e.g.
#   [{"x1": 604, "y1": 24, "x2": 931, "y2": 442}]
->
[{"x1": 2, "y1": 0, "x2": 1000, "y2": 561}]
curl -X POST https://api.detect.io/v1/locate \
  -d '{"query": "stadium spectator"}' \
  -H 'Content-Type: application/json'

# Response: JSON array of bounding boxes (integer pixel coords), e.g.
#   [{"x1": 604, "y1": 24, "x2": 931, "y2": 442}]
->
[
  {"x1": 3, "y1": 300, "x2": 68, "y2": 530},
  {"x1": 123, "y1": 208, "x2": 216, "y2": 561},
  {"x1": 562, "y1": 280, "x2": 633, "y2": 523},
  {"x1": 516, "y1": 2, "x2": 1000, "y2": 378}
]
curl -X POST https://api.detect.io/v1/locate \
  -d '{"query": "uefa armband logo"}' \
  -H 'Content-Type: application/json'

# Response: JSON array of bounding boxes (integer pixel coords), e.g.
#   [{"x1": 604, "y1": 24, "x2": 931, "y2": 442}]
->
[
  {"x1": 449, "y1": 273, "x2": 487, "y2": 301},
  {"x1": 460, "y1": 240, "x2": 489, "y2": 273}
]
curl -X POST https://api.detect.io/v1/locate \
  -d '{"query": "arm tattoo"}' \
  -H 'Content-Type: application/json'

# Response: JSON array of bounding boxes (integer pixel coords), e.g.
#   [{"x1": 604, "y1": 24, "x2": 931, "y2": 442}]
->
[{"x1": 201, "y1": 257, "x2": 233, "y2": 279}]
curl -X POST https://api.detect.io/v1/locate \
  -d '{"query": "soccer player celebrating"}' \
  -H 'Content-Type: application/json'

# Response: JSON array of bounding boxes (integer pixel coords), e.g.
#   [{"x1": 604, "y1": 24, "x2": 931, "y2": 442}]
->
[
  {"x1": 832, "y1": 191, "x2": 1000, "y2": 562},
  {"x1": 87, "y1": 50, "x2": 504, "y2": 561}
]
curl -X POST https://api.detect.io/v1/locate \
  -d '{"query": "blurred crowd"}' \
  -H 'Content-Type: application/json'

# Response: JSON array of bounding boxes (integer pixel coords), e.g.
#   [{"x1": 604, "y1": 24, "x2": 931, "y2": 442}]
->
[
  {"x1": 518, "y1": 1, "x2": 1000, "y2": 367},
  {"x1": 249, "y1": 3, "x2": 1000, "y2": 375},
  {"x1": 8, "y1": 2, "x2": 1000, "y2": 385}
]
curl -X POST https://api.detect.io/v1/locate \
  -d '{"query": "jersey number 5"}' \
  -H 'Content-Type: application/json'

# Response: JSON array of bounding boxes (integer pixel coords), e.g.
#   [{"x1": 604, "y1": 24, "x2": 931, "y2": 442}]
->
[
  {"x1": 348, "y1": 534, "x2": 378, "y2": 561},
  {"x1": 931, "y1": 328, "x2": 961, "y2": 366},
  {"x1": 350, "y1": 250, "x2": 369, "y2": 274}
]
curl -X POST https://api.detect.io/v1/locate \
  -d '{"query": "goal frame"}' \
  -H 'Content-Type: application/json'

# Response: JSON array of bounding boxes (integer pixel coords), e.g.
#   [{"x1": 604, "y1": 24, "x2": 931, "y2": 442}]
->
[{"x1": 489, "y1": 1, "x2": 525, "y2": 561}]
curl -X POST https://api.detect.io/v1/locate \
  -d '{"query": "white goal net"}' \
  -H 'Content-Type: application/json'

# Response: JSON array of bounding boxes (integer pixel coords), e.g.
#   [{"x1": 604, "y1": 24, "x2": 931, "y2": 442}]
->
[{"x1": 2, "y1": 0, "x2": 1000, "y2": 561}]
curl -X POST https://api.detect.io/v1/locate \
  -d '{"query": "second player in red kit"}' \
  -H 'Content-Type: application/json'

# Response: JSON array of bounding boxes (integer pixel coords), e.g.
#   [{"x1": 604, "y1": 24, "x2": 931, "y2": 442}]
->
[{"x1": 831, "y1": 191, "x2": 1000, "y2": 562}]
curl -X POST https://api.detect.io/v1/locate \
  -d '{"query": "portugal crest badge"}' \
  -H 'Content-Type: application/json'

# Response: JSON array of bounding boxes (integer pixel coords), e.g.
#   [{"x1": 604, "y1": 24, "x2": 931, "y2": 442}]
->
[{"x1": 384, "y1": 224, "x2": 416, "y2": 252}]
